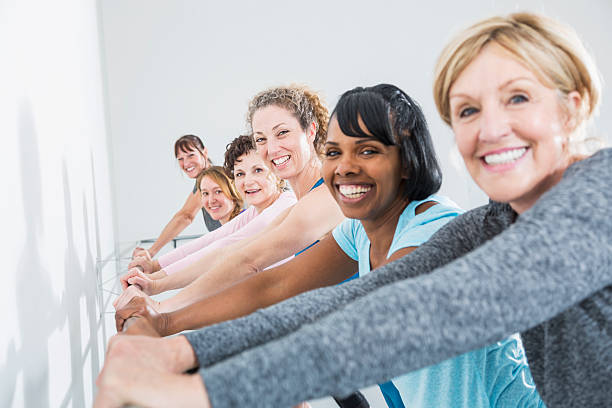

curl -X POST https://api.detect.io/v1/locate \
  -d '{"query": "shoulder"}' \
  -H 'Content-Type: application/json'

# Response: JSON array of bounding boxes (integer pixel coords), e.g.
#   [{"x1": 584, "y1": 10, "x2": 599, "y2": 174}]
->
[
  {"x1": 332, "y1": 218, "x2": 362, "y2": 260},
  {"x1": 278, "y1": 190, "x2": 298, "y2": 205},
  {"x1": 563, "y1": 147, "x2": 612, "y2": 189},
  {"x1": 414, "y1": 201, "x2": 511, "y2": 251},
  {"x1": 295, "y1": 183, "x2": 336, "y2": 210},
  {"x1": 397, "y1": 194, "x2": 463, "y2": 232},
  {"x1": 529, "y1": 147, "x2": 612, "y2": 218}
]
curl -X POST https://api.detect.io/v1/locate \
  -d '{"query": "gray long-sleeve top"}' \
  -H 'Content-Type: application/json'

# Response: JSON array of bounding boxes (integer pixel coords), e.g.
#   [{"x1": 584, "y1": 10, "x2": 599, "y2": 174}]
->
[{"x1": 185, "y1": 148, "x2": 612, "y2": 408}]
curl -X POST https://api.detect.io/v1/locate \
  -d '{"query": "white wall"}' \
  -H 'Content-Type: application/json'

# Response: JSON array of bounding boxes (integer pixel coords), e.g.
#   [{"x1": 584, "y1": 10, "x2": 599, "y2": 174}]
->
[
  {"x1": 0, "y1": 0, "x2": 117, "y2": 406},
  {"x1": 101, "y1": 0, "x2": 611, "y2": 247}
]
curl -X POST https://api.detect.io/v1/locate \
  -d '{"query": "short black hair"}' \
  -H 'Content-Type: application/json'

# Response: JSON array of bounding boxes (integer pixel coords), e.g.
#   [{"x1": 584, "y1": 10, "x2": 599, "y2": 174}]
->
[{"x1": 330, "y1": 84, "x2": 442, "y2": 200}]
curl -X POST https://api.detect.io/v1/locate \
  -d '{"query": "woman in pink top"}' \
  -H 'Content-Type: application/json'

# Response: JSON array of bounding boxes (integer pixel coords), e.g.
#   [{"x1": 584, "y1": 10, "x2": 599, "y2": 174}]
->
[
  {"x1": 133, "y1": 135, "x2": 218, "y2": 260},
  {"x1": 118, "y1": 135, "x2": 297, "y2": 297},
  {"x1": 115, "y1": 85, "x2": 345, "y2": 315}
]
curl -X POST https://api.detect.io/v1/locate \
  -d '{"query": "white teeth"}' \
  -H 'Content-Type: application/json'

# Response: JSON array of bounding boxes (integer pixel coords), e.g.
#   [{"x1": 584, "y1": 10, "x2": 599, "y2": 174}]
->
[
  {"x1": 245, "y1": 189, "x2": 260, "y2": 194},
  {"x1": 272, "y1": 156, "x2": 290, "y2": 166},
  {"x1": 483, "y1": 148, "x2": 527, "y2": 165},
  {"x1": 338, "y1": 185, "x2": 372, "y2": 198},
  {"x1": 186, "y1": 166, "x2": 195, "y2": 171}
]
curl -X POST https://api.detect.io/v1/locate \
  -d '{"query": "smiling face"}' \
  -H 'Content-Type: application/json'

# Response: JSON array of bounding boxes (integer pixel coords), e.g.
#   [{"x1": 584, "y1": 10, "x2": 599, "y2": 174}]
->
[
  {"x1": 449, "y1": 44, "x2": 576, "y2": 214},
  {"x1": 251, "y1": 105, "x2": 316, "y2": 182},
  {"x1": 176, "y1": 147, "x2": 208, "y2": 179},
  {"x1": 199, "y1": 176, "x2": 235, "y2": 223},
  {"x1": 232, "y1": 151, "x2": 279, "y2": 212},
  {"x1": 322, "y1": 117, "x2": 405, "y2": 221}
]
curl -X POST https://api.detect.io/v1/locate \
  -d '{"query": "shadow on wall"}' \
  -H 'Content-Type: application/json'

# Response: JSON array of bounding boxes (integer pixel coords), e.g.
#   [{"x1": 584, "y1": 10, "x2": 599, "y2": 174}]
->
[
  {"x1": 0, "y1": 99, "x2": 102, "y2": 407},
  {"x1": 57, "y1": 161, "x2": 101, "y2": 408}
]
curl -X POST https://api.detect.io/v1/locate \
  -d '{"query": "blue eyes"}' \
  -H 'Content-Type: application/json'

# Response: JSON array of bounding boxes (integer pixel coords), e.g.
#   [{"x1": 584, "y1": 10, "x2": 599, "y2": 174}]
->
[
  {"x1": 509, "y1": 94, "x2": 528, "y2": 104},
  {"x1": 255, "y1": 130, "x2": 287, "y2": 143},
  {"x1": 459, "y1": 107, "x2": 478, "y2": 118},
  {"x1": 235, "y1": 168, "x2": 264, "y2": 177},
  {"x1": 458, "y1": 94, "x2": 529, "y2": 118}
]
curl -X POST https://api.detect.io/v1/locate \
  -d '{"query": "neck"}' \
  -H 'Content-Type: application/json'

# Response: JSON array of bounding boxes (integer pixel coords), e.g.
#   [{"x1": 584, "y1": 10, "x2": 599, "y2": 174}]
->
[
  {"x1": 253, "y1": 190, "x2": 282, "y2": 213},
  {"x1": 218, "y1": 211, "x2": 233, "y2": 225},
  {"x1": 510, "y1": 158, "x2": 571, "y2": 214},
  {"x1": 361, "y1": 195, "x2": 410, "y2": 257},
  {"x1": 287, "y1": 157, "x2": 322, "y2": 199}
]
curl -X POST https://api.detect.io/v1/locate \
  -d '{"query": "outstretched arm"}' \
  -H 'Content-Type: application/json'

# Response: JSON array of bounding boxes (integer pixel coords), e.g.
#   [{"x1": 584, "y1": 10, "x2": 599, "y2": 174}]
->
[
  {"x1": 194, "y1": 152, "x2": 612, "y2": 407},
  {"x1": 156, "y1": 186, "x2": 344, "y2": 311},
  {"x1": 156, "y1": 191, "x2": 297, "y2": 276},
  {"x1": 116, "y1": 233, "x2": 358, "y2": 334},
  {"x1": 180, "y1": 204, "x2": 487, "y2": 367}
]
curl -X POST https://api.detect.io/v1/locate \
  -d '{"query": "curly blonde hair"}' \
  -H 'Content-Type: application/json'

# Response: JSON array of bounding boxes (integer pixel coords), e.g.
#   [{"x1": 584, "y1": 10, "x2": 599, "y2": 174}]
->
[{"x1": 246, "y1": 85, "x2": 329, "y2": 155}]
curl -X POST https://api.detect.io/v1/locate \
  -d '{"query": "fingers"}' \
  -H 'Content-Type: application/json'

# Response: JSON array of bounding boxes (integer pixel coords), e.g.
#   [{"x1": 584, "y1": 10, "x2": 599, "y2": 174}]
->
[
  {"x1": 127, "y1": 275, "x2": 150, "y2": 294},
  {"x1": 120, "y1": 268, "x2": 140, "y2": 290},
  {"x1": 128, "y1": 256, "x2": 147, "y2": 271},
  {"x1": 128, "y1": 258, "x2": 141, "y2": 270},
  {"x1": 115, "y1": 297, "x2": 147, "y2": 332},
  {"x1": 113, "y1": 285, "x2": 141, "y2": 310},
  {"x1": 115, "y1": 312, "x2": 127, "y2": 332},
  {"x1": 93, "y1": 389, "x2": 121, "y2": 408},
  {"x1": 131, "y1": 246, "x2": 145, "y2": 258}
]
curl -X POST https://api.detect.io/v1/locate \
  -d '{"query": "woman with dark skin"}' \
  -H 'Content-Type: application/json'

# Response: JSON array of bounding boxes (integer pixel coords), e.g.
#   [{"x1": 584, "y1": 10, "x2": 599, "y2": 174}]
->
[
  {"x1": 116, "y1": 85, "x2": 541, "y2": 408},
  {"x1": 95, "y1": 13, "x2": 608, "y2": 408}
]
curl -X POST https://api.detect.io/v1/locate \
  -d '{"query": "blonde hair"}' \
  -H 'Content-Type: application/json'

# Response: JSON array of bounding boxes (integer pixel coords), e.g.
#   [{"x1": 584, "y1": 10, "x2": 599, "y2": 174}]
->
[
  {"x1": 196, "y1": 166, "x2": 243, "y2": 221},
  {"x1": 433, "y1": 12, "x2": 601, "y2": 138},
  {"x1": 246, "y1": 85, "x2": 329, "y2": 155}
]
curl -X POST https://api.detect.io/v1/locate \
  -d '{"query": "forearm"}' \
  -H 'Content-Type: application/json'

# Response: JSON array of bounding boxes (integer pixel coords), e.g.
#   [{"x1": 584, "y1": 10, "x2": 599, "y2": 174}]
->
[
  {"x1": 163, "y1": 273, "x2": 277, "y2": 335},
  {"x1": 149, "y1": 213, "x2": 193, "y2": 256},
  {"x1": 157, "y1": 254, "x2": 217, "y2": 292},
  {"x1": 155, "y1": 241, "x2": 249, "y2": 296},
  {"x1": 159, "y1": 251, "x2": 255, "y2": 312},
  {"x1": 182, "y1": 212, "x2": 473, "y2": 367},
  {"x1": 200, "y1": 220, "x2": 610, "y2": 407}
]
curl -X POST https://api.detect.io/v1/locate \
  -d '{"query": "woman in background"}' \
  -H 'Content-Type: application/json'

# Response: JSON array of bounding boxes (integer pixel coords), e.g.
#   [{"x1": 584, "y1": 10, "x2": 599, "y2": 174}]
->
[
  {"x1": 132, "y1": 135, "x2": 220, "y2": 259},
  {"x1": 114, "y1": 85, "x2": 346, "y2": 313},
  {"x1": 117, "y1": 84, "x2": 543, "y2": 408},
  {"x1": 96, "y1": 12, "x2": 610, "y2": 408},
  {"x1": 120, "y1": 135, "x2": 297, "y2": 295}
]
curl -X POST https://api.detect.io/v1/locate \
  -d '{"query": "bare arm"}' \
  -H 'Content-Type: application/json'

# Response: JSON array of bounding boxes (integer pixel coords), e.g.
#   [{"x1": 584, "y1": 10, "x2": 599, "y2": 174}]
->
[
  {"x1": 158, "y1": 186, "x2": 344, "y2": 311},
  {"x1": 154, "y1": 205, "x2": 295, "y2": 292},
  {"x1": 159, "y1": 234, "x2": 357, "y2": 335},
  {"x1": 146, "y1": 190, "x2": 202, "y2": 257}
]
